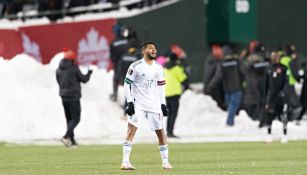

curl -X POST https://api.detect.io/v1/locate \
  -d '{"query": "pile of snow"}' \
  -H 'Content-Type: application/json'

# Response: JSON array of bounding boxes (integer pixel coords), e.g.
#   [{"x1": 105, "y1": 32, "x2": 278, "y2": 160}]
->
[{"x1": 0, "y1": 54, "x2": 306, "y2": 145}]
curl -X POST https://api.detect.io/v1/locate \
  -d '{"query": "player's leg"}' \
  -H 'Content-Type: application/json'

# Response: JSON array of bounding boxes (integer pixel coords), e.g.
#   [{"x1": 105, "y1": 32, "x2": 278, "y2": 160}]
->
[
  {"x1": 67, "y1": 100, "x2": 81, "y2": 146},
  {"x1": 147, "y1": 112, "x2": 172, "y2": 170},
  {"x1": 266, "y1": 112, "x2": 274, "y2": 143},
  {"x1": 155, "y1": 129, "x2": 172, "y2": 169},
  {"x1": 60, "y1": 99, "x2": 73, "y2": 147},
  {"x1": 121, "y1": 109, "x2": 142, "y2": 170},
  {"x1": 281, "y1": 110, "x2": 289, "y2": 143},
  {"x1": 296, "y1": 107, "x2": 306, "y2": 125}
]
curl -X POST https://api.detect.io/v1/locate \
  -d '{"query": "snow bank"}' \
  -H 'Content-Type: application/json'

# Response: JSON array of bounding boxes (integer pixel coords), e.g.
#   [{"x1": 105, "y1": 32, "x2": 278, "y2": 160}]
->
[{"x1": 0, "y1": 54, "x2": 306, "y2": 145}]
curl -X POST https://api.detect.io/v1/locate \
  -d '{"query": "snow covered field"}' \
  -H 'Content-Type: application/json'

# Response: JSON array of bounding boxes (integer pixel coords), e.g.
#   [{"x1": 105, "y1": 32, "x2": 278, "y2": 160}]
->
[{"x1": 0, "y1": 54, "x2": 306, "y2": 145}]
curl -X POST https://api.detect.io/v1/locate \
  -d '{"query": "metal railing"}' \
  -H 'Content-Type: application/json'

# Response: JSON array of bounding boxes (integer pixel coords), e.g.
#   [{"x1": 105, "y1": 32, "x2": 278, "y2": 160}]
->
[{"x1": 1, "y1": 0, "x2": 163, "y2": 20}]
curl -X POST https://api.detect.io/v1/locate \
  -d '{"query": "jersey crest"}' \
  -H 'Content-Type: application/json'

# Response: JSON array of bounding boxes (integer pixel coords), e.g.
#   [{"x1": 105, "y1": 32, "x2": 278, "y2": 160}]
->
[{"x1": 128, "y1": 69, "x2": 133, "y2": 75}]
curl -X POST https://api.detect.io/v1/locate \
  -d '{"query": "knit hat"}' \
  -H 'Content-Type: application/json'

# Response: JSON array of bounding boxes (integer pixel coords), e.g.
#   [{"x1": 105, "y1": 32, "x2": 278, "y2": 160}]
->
[
  {"x1": 63, "y1": 47, "x2": 76, "y2": 60},
  {"x1": 212, "y1": 44, "x2": 223, "y2": 59}
]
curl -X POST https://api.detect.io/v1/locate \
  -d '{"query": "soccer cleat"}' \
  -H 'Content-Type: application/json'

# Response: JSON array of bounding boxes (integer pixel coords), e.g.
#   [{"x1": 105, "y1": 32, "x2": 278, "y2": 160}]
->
[
  {"x1": 60, "y1": 137, "x2": 71, "y2": 147},
  {"x1": 70, "y1": 143, "x2": 79, "y2": 149},
  {"x1": 162, "y1": 162, "x2": 172, "y2": 170},
  {"x1": 281, "y1": 135, "x2": 288, "y2": 144},
  {"x1": 265, "y1": 134, "x2": 273, "y2": 143},
  {"x1": 121, "y1": 162, "x2": 135, "y2": 170}
]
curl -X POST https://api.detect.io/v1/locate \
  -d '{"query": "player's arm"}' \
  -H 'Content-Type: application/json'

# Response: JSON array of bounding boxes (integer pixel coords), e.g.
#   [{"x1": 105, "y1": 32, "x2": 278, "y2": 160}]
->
[
  {"x1": 157, "y1": 73, "x2": 166, "y2": 105},
  {"x1": 157, "y1": 68, "x2": 168, "y2": 116},
  {"x1": 124, "y1": 66, "x2": 135, "y2": 103}
]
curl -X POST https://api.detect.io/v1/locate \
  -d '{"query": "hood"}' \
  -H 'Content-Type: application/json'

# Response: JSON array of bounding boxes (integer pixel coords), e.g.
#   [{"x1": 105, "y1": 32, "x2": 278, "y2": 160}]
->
[
  {"x1": 164, "y1": 59, "x2": 181, "y2": 69},
  {"x1": 59, "y1": 59, "x2": 74, "y2": 70}
]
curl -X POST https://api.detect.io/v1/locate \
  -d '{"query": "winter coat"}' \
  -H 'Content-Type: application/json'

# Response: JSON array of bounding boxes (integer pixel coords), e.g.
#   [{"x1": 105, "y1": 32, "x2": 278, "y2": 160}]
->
[
  {"x1": 301, "y1": 62, "x2": 307, "y2": 107},
  {"x1": 289, "y1": 58, "x2": 301, "y2": 82},
  {"x1": 208, "y1": 58, "x2": 244, "y2": 93},
  {"x1": 56, "y1": 59, "x2": 91, "y2": 99},
  {"x1": 203, "y1": 55, "x2": 225, "y2": 110},
  {"x1": 243, "y1": 55, "x2": 270, "y2": 106},
  {"x1": 203, "y1": 55, "x2": 221, "y2": 94},
  {"x1": 119, "y1": 52, "x2": 139, "y2": 85},
  {"x1": 110, "y1": 37, "x2": 129, "y2": 64},
  {"x1": 265, "y1": 63, "x2": 287, "y2": 111},
  {"x1": 280, "y1": 56, "x2": 297, "y2": 85},
  {"x1": 164, "y1": 60, "x2": 189, "y2": 97}
]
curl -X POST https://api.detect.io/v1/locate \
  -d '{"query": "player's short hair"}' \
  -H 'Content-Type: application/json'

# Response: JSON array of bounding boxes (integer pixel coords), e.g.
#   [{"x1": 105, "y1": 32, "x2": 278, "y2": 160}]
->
[{"x1": 140, "y1": 41, "x2": 156, "y2": 50}]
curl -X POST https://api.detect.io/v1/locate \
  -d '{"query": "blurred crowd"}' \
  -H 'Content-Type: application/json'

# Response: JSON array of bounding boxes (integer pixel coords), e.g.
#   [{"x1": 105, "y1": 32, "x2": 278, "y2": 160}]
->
[
  {"x1": 203, "y1": 41, "x2": 307, "y2": 142},
  {"x1": 0, "y1": 0, "x2": 169, "y2": 20}
]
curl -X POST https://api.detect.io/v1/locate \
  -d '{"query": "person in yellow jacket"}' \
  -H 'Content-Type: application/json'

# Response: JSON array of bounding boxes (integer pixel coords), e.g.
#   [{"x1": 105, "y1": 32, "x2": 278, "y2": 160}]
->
[{"x1": 164, "y1": 53, "x2": 189, "y2": 138}]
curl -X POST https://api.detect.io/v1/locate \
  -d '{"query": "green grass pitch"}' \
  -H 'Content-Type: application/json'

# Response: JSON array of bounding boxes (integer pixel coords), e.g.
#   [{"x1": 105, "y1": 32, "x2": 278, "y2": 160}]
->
[{"x1": 0, "y1": 141, "x2": 306, "y2": 175}]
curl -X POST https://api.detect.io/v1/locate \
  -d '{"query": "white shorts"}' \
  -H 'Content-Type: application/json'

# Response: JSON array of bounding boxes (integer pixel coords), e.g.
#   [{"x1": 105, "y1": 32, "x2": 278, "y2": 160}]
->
[{"x1": 128, "y1": 108, "x2": 164, "y2": 131}]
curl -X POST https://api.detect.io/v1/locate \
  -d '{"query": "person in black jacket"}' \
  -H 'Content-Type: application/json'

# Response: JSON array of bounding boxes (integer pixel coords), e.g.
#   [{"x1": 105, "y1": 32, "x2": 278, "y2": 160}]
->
[
  {"x1": 109, "y1": 25, "x2": 140, "y2": 102},
  {"x1": 203, "y1": 44, "x2": 226, "y2": 110},
  {"x1": 119, "y1": 46, "x2": 140, "y2": 115},
  {"x1": 207, "y1": 46, "x2": 244, "y2": 126},
  {"x1": 56, "y1": 49, "x2": 92, "y2": 147},
  {"x1": 264, "y1": 51, "x2": 288, "y2": 143},
  {"x1": 243, "y1": 44, "x2": 270, "y2": 121},
  {"x1": 296, "y1": 60, "x2": 307, "y2": 125},
  {"x1": 110, "y1": 24, "x2": 129, "y2": 102}
]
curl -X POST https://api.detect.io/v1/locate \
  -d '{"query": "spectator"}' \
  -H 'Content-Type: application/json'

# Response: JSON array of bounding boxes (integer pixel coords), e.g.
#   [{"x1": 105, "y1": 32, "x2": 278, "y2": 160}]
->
[
  {"x1": 207, "y1": 46, "x2": 244, "y2": 126},
  {"x1": 110, "y1": 25, "x2": 140, "y2": 102},
  {"x1": 203, "y1": 44, "x2": 226, "y2": 110},
  {"x1": 296, "y1": 60, "x2": 307, "y2": 125},
  {"x1": 119, "y1": 46, "x2": 140, "y2": 115},
  {"x1": 109, "y1": 24, "x2": 129, "y2": 102},
  {"x1": 243, "y1": 44, "x2": 270, "y2": 122},
  {"x1": 56, "y1": 48, "x2": 92, "y2": 147},
  {"x1": 280, "y1": 45, "x2": 301, "y2": 120},
  {"x1": 264, "y1": 51, "x2": 288, "y2": 143},
  {"x1": 164, "y1": 52, "x2": 189, "y2": 138}
]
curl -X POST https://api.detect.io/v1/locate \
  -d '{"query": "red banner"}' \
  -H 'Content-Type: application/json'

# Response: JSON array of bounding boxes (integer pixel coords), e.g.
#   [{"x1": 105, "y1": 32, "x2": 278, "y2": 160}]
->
[
  {"x1": 0, "y1": 18, "x2": 116, "y2": 69},
  {"x1": 0, "y1": 29, "x2": 23, "y2": 59}
]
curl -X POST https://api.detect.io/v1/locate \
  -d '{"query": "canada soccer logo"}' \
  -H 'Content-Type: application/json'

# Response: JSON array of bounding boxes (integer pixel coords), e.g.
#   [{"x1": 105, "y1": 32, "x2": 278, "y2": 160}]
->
[
  {"x1": 21, "y1": 33, "x2": 42, "y2": 63},
  {"x1": 78, "y1": 28, "x2": 110, "y2": 68}
]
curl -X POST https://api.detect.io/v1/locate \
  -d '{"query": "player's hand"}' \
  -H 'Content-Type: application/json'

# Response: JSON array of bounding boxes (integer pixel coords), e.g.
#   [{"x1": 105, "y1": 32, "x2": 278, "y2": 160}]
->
[
  {"x1": 88, "y1": 69, "x2": 93, "y2": 75},
  {"x1": 161, "y1": 104, "x2": 169, "y2": 117},
  {"x1": 126, "y1": 102, "x2": 135, "y2": 116}
]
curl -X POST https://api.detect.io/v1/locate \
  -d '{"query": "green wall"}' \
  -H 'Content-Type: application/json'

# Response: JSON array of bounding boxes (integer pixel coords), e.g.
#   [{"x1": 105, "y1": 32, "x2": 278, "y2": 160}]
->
[
  {"x1": 119, "y1": 0, "x2": 208, "y2": 82},
  {"x1": 257, "y1": 0, "x2": 307, "y2": 56},
  {"x1": 207, "y1": 0, "x2": 257, "y2": 43}
]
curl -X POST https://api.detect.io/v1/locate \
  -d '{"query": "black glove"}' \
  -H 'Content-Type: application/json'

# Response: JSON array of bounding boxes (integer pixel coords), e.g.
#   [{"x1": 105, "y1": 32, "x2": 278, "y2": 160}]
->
[
  {"x1": 161, "y1": 104, "x2": 169, "y2": 116},
  {"x1": 126, "y1": 102, "x2": 135, "y2": 116},
  {"x1": 88, "y1": 69, "x2": 93, "y2": 75}
]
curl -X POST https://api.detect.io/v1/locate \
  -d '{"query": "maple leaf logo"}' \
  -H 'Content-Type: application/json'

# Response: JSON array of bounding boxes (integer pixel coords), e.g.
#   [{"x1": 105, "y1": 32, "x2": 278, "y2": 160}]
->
[
  {"x1": 78, "y1": 28, "x2": 110, "y2": 68},
  {"x1": 21, "y1": 33, "x2": 42, "y2": 63}
]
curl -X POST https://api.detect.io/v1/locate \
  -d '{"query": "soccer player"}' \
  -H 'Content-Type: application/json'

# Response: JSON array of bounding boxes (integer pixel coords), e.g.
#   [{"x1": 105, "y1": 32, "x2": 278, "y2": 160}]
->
[
  {"x1": 121, "y1": 42, "x2": 172, "y2": 170},
  {"x1": 265, "y1": 51, "x2": 289, "y2": 143}
]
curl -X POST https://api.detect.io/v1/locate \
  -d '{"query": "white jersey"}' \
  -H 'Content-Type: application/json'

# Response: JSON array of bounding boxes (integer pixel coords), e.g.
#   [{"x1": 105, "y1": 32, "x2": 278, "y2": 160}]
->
[{"x1": 124, "y1": 59, "x2": 166, "y2": 113}]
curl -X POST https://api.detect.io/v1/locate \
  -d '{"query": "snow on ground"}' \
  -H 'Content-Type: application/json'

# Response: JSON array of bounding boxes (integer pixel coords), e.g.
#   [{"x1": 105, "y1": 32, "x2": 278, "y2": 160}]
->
[{"x1": 0, "y1": 54, "x2": 307, "y2": 145}]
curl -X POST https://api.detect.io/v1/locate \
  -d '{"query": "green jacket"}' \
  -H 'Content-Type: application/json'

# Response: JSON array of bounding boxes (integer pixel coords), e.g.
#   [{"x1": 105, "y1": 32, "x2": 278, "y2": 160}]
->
[
  {"x1": 164, "y1": 63, "x2": 187, "y2": 97},
  {"x1": 280, "y1": 56, "x2": 296, "y2": 85}
]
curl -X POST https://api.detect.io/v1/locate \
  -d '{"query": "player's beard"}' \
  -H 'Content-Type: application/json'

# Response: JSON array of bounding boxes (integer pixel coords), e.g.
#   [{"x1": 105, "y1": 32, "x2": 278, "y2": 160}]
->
[{"x1": 147, "y1": 52, "x2": 156, "y2": 60}]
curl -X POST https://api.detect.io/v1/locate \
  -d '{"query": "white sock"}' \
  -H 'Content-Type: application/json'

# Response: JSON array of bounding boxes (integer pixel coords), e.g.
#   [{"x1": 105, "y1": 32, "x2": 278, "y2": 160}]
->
[
  {"x1": 159, "y1": 145, "x2": 169, "y2": 164},
  {"x1": 123, "y1": 141, "x2": 132, "y2": 163}
]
